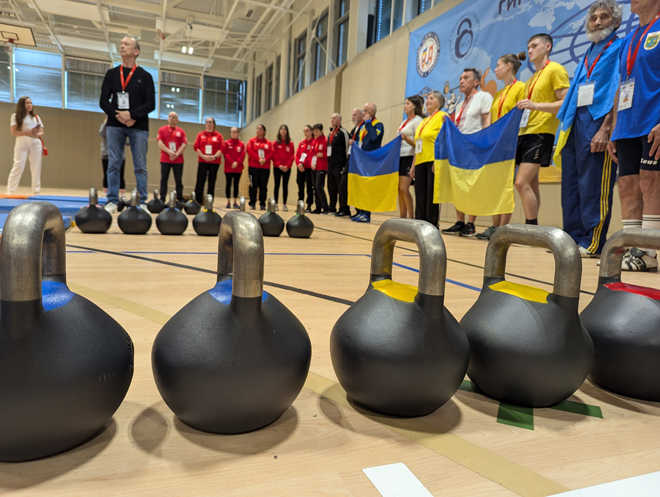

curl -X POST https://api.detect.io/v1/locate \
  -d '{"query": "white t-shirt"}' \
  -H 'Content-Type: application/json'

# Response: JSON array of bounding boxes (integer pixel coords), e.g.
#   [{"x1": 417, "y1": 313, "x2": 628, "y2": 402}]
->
[
  {"x1": 11, "y1": 113, "x2": 44, "y2": 133},
  {"x1": 398, "y1": 115, "x2": 423, "y2": 157},
  {"x1": 456, "y1": 91, "x2": 492, "y2": 135}
]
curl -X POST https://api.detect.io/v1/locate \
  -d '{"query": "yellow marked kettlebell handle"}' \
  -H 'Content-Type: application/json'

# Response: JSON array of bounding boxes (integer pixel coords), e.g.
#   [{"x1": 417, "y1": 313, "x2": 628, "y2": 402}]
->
[
  {"x1": 372, "y1": 280, "x2": 418, "y2": 302},
  {"x1": 489, "y1": 281, "x2": 549, "y2": 304}
]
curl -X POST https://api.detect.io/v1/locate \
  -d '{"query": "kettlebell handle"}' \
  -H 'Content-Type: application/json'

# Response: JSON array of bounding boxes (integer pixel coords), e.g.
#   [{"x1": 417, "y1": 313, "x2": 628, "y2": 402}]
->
[
  {"x1": 268, "y1": 198, "x2": 276, "y2": 213},
  {"x1": 239, "y1": 196, "x2": 246, "y2": 212},
  {"x1": 205, "y1": 194, "x2": 214, "y2": 211},
  {"x1": 217, "y1": 211, "x2": 264, "y2": 299},
  {"x1": 297, "y1": 200, "x2": 305, "y2": 216},
  {"x1": 485, "y1": 224, "x2": 581, "y2": 299},
  {"x1": 89, "y1": 188, "x2": 98, "y2": 206},
  {"x1": 131, "y1": 189, "x2": 140, "y2": 208},
  {"x1": 169, "y1": 191, "x2": 177, "y2": 209},
  {"x1": 0, "y1": 202, "x2": 66, "y2": 302},
  {"x1": 599, "y1": 228, "x2": 660, "y2": 281},
  {"x1": 370, "y1": 219, "x2": 446, "y2": 297}
]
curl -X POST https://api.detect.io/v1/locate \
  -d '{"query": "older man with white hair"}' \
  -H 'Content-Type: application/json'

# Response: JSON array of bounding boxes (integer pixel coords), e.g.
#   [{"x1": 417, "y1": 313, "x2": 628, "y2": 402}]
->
[{"x1": 556, "y1": 0, "x2": 623, "y2": 257}]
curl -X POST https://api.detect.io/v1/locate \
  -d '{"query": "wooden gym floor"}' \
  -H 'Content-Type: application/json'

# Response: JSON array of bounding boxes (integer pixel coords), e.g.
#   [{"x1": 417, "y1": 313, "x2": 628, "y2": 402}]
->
[{"x1": 2, "y1": 188, "x2": 660, "y2": 497}]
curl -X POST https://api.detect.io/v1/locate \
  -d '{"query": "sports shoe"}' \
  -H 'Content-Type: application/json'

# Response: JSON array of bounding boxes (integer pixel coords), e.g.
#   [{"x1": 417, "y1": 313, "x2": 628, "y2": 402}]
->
[
  {"x1": 226, "y1": 202, "x2": 231, "y2": 208},
  {"x1": 233, "y1": 202, "x2": 239, "y2": 209},
  {"x1": 275, "y1": 204, "x2": 279, "y2": 211},
  {"x1": 578, "y1": 246, "x2": 599, "y2": 258},
  {"x1": 139, "y1": 204, "x2": 150, "y2": 213},
  {"x1": 283, "y1": 205, "x2": 288, "y2": 212},
  {"x1": 460, "y1": 222, "x2": 476, "y2": 237},
  {"x1": 249, "y1": 203, "x2": 256, "y2": 210},
  {"x1": 321, "y1": 210, "x2": 333, "y2": 215},
  {"x1": 336, "y1": 211, "x2": 350, "y2": 217},
  {"x1": 476, "y1": 225, "x2": 497, "y2": 240},
  {"x1": 305, "y1": 207, "x2": 312, "y2": 213},
  {"x1": 310, "y1": 209, "x2": 322, "y2": 214},
  {"x1": 355, "y1": 213, "x2": 371, "y2": 223},
  {"x1": 622, "y1": 248, "x2": 658, "y2": 272},
  {"x1": 104, "y1": 202, "x2": 118, "y2": 214},
  {"x1": 441, "y1": 221, "x2": 465, "y2": 235},
  {"x1": 260, "y1": 203, "x2": 266, "y2": 211}
]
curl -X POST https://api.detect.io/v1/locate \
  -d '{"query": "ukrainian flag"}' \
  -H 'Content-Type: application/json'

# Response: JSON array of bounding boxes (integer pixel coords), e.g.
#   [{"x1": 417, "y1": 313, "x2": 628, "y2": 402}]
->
[
  {"x1": 433, "y1": 108, "x2": 521, "y2": 216},
  {"x1": 348, "y1": 136, "x2": 401, "y2": 212}
]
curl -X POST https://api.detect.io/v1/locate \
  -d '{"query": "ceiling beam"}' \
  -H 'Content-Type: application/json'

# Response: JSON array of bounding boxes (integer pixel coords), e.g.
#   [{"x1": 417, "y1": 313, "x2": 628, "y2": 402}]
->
[
  {"x1": 31, "y1": 0, "x2": 64, "y2": 52},
  {"x1": 158, "y1": 0, "x2": 168, "y2": 68},
  {"x1": 241, "y1": 0, "x2": 299, "y2": 15},
  {"x1": 201, "y1": 0, "x2": 241, "y2": 73},
  {"x1": 95, "y1": 0, "x2": 115, "y2": 62}
]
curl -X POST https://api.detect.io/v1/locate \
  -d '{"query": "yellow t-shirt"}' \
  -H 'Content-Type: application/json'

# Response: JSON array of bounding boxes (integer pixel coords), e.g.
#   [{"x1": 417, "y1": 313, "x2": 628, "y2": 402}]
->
[
  {"x1": 414, "y1": 110, "x2": 446, "y2": 164},
  {"x1": 520, "y1": 61, "x2": 569, "y2": 136},
  {"x1": 490, "y1": 81, "x2": 526, "y2": 123}
]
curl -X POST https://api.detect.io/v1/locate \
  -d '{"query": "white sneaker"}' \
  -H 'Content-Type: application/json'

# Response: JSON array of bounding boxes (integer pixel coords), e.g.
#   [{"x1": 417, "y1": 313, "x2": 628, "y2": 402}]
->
[
  {"x1": 579, "y1": 246, "x2": 599, "y2": 258},
  {"x1": 622, "y1": 248, "x2": 658, "y2": 272},
  {"x1": 104, "y1": 202, "x2": 118, "y2": 214},
  {"x1": 283, "y1": 205, "x2": 289, "y2": 212},
  {"x1": 275, "y1": 204, "x2": 279, "y2": 211},
  {"x1": 139, "y1": 204, "x2": 150, "y2": 213}
]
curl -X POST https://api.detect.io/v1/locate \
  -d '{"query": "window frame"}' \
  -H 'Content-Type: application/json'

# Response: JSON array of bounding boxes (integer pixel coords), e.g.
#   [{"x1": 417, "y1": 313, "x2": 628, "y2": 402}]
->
[
  {"x1": 293, "y1": 31, "x2": 307, "y2": 94},
  {"x1": 254, "y1": 73, "x2": 263, "y2": 118},
  {"x1": 265, "y1": 63, "x2": 274, "y2": 112},
  {"x1": 312, "y1": 10, "x2": 330, "y2": 82},
  {"x1": 274, "y1": 55, "x2": 281, "y2": 107},
  {"x1": 64, "y1": 57, "x2": 111, "y2": 113},
  {"x1": 159, "y1": 70, "x2": 202, "y2": 123},
  {"x1": 334, "y1": 0, "x2": 350, "y2": 67},
  {"x1": 204, "y1": 75, "x2": 245, "y2": 128}
]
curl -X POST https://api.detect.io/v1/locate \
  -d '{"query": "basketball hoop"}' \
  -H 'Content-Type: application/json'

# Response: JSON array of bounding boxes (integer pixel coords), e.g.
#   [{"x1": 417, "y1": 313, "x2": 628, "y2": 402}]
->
[{"x1": 3, "y1": 40, "x2": 15, "y2": 54}]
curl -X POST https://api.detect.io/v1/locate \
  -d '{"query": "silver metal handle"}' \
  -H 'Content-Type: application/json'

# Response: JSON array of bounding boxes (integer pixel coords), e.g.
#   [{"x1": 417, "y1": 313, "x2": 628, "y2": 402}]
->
[
  {"x1": 370, "y1": 219, "x2": 447, "y2": 297},
  {"x1": 205, "y1": 194, "x2": 214, "y2": 211},
  {"x1": 191, "y1": 191, "x2": 196, "y2": 202},
  {"x1": 169, "y1": 191, "x2": 177, "y2": 208},
  {"x1": 154, "y1": 189, "x2": 160, "y2": 199},
  {"x1": 599, "y1": 228, "x2": 660, "y2": 280},
  {"x1": 217, "y1": 211, "x2": 264, "y2": 299},
  {"x1": 297, "y1": 200, "x2": 305, "y2": 216},
  {"x1": 0, "y1": 202, "x2": 67, "y2": 302},
  {"x1": 239, "y1": 196, "x2": 246, "y2": 212},
  {"x1": 130, "y1": 189, "x2": 139, "y2": 207},
  {"x1": 268, "y1": 198, "x2": 276, "y2": 213},
  {"x1": 485, "y1": 224, "x2": 582, "y2": 299},
  {"x1": 89, "y1": 187, "x2": 98, "y2": 206}
]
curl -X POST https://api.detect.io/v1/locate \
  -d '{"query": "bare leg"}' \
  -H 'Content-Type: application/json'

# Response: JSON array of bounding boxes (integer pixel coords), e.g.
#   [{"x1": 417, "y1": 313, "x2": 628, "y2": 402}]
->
[
  {"x1": 492, "y1": 214, "x2": 501, "y2": 226},
  {"x1": 500, "y1": 213, "x2": 512, "y2": 226},
  {"x1": 618, "y1": 174, "x2": 643, "y2": 219},
  {"x1": 639, "y1": 170, "x2": 660, "y2": 215},
  {"x1": 399, "y1": 175, "x2": 413, "y2": 218},
  {"x1": 515, "y1": 162, "x2": 542, "y2": 219},
  {"x1": 456, "y1": 210, "x2": 465, "y2": 222}
]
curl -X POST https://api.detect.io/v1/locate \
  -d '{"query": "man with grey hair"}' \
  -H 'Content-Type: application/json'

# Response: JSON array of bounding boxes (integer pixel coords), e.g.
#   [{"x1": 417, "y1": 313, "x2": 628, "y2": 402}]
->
[
  {"x1": 556, "y1": 0, "x2": 622, "y2": 257},
  {"x1": 100, "y1": 35, "x2": 155, "y2": 212},
  {"x1": 351, "y1": 102, "x2": 384, "y2": 223},
  {"x1": 327, "y1": 113, "x2": 350, "y2": 216}
]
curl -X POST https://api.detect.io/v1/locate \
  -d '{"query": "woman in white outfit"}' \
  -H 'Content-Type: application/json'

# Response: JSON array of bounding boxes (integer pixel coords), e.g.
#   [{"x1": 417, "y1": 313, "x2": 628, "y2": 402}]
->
[
  {"x1": 397, "y1": 95, "x2": 424, "y2": 218},
  {"x1": 7, "y1": 96, "x2": 44, "y2": 195}
]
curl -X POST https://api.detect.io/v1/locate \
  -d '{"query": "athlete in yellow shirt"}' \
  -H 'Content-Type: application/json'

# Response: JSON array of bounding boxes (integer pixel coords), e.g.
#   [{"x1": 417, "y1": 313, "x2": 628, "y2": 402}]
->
[
  {"x1": 515, "y1": 33, "x2": 570, "y2": 225},
  {"x1": 475, "y1": 52, "x2": 528, "y2": 240}
]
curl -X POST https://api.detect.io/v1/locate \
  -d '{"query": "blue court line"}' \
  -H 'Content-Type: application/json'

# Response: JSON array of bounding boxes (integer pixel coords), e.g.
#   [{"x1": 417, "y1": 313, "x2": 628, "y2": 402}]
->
[
  {"x1": 66, "y1": 250, "x2": 95, "y2": 253},
  {"x1": 119, "y1": 251, "x2": 369, "y2": 256},
  {"x1": 392, "y1": 261, "x2": 481, "y2": 292}
]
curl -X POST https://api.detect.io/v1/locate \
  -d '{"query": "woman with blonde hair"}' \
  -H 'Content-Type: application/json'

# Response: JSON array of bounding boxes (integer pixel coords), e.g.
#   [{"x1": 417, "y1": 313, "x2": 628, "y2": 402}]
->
[{"x1": 7, "y1": 96, "x2": 44, "y2": 195}]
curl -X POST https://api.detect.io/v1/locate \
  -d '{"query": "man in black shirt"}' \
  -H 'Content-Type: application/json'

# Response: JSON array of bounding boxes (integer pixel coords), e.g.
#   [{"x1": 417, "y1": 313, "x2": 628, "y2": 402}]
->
[
  {"x1": 99, "y1": 36, "x2": 155, "y2": 212},
  {"x1": 326, "y1": 113, "x2": 350, "y2": 216}
]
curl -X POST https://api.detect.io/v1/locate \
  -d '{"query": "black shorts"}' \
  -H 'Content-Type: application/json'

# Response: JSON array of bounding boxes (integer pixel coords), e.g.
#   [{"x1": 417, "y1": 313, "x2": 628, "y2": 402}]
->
[
  {"x1": 616, "y1": 135, "x2": 660, "y2": 177},
  {"x1": 399, "y1": 155, "x2": 414, "y2": 177},
  {"x1": 516, "y1": 133, "x2": 555, "y2": 167}
]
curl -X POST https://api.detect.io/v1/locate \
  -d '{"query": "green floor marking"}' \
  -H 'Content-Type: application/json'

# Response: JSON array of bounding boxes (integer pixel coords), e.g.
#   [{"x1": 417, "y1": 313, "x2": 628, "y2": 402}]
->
[
  {"x1": 458, "y1": 379, "x2": 479, "y2": 393},
  {"x1": 497, "y1": 403, "x2": 535, "y2": 430},
  {"x1": 549, "y1": 400, "x2": 603, "y2": 418}
]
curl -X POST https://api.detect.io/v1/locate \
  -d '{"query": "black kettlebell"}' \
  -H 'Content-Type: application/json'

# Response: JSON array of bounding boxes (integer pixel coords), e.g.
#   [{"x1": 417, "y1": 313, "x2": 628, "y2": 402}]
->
[
  {"x1": 117, "y1": 195, "x2": 128, "y2": 212},
  {"x1": 184, "y1": 192, "x2": 201, "y2": 215},
  {"x1": 460, "y1": 224, "x2": 593, "y2": 407},
  {"x1": 258, "y1": 198, "x2": 284, "y2": 237},
  {"x1": 75, "y1": 187, "x2": 112, "y2": 234},
  {"x1": 286, "y1": 200, "x2": 314, "y2": 238},
  {"x1": 330, "y1": 219, "x2": 470, "y2": 416},
  {"x1": 156, "y1": 191, "x2": 188, "y2": 235},
  {"x1": 581, "y1": 229, "x2": 660, "y2": 401},
  {"x1": 152, "y1": 211, "x2": 312, "y2": 433},
  {"x1": 147, "y1": 189, "x2": 165, "y2": 213},
  {"x1": 118, "y1": 189, "x2": 152, "y2": 235},
  {"x1": 193, "y1": 194, "x2": 222, "y2": 236},
  {"x1": 239, "y1": 196, "x2": 246, "y2": 212},
  {"x1": 0, "y1": 202, "x2": 134, "y2": 461}
]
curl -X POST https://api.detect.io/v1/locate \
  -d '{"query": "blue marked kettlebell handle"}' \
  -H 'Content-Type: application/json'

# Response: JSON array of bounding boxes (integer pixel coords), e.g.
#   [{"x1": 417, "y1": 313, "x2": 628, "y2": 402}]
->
[
  {"x1": 370, "y1": 219, "x2": 447, "y2": 297},
  {"x1": 599, "y1": 228, "x2": 660, "y2": 281},
  {"x1": 484, "y1": 224, "x2": 581, "y2": 299},
  {"x1": 0, "y1": 202, "x2": 67, "y2": 302},
  {"x1": 217, "y1": 211, "x2": 265, "y2": 299}
]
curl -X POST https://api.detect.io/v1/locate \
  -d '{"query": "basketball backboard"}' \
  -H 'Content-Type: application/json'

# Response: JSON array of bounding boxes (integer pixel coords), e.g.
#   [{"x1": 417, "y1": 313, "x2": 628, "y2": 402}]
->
[{"x1": 0, "y1": 23, "x2": 36, "y2": 46}]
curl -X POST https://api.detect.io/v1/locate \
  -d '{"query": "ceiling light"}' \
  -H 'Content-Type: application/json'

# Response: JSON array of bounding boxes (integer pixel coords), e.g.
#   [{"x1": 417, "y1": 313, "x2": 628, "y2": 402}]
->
[
  {"x1": 182, "y1": 46, "x2": 186, "y2": 53},
  {"x1": 171, "y1": 87, "x2": 175, "y2": 92},
  {"x1": 176, "y1": 88, "x2": 180, "y2": 92},
  {"x1": 188, "y1": 46, "x2": 193, "y2": 55}
]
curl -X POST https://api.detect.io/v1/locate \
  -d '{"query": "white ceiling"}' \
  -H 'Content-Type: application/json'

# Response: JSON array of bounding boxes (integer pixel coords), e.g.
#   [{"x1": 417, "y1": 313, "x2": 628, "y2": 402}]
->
[{"x1": 0, "y1": 0, "x2": 309, "y2": 79}]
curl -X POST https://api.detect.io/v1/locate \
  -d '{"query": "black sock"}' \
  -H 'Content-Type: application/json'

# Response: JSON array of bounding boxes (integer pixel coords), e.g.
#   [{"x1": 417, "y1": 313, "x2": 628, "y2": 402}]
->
[{"x1": 525, "y1": 218, "x2": 538, "y2": 225}]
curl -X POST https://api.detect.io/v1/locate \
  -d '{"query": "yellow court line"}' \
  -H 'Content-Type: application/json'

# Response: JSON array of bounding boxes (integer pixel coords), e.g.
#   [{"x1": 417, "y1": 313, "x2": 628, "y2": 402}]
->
[{"x1": 71, "y1": 282, "x2": 569, "y2": 497}]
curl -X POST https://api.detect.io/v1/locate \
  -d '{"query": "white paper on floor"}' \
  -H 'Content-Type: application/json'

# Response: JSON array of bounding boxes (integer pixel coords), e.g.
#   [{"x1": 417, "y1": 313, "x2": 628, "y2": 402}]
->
[
  {"x1": 363, "y1": 462, "x2": 433, "y2": 497},
  {"x1": 552, "y1": 471, "x2": 660, "y2": 497}
]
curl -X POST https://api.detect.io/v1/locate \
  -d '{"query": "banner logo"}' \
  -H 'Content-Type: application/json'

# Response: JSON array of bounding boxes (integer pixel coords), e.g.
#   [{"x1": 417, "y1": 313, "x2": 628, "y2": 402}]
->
[
  {"x1": 450, "y1": 12, "x2": 480, "y2": 63},
  {"x1": 416, "y1": 32, "x2": 440, "y2": 77}
]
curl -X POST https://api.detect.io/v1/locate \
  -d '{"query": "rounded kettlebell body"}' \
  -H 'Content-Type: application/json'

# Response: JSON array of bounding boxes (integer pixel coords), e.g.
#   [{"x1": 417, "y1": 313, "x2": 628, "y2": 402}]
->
[
  {"x1": 147, "y1": 190, "x2": 165, "y2": 213},
  {"x1": 184, "y1": 198, "x2": 201, "y2": 215},
  {"x1": 460, "y1": 225, "x2": 592, "y2": 407},
  {"x1": 118, "y1": 206, "x2": 152, "y2": 234},
  {"x1": 0, "y1": 203, "x2": 133, "y2": 461},
  {"x1": 156, "y1": 208, "x2": 188, "y2": 235},
  {"x1": 330, "y1": 219, "x2": 469, "y2": 416},
  {"x1": 152, "y1": 212, "x2": 311, "y2": 433},
  {"x1": 76, "y1": 189, "x2": 111, "y2": 233},
  {"x1": 286, "y1": 201, "x2": 314, "y2": 238},
  {"x1": 580, "y1": 229, "x2": 660, "y2": 401},
  {"x1": 259, "y1": 199, "x2": 284, "y2": 237},
  {"x1": 193, "y1": 210, "x2": 222, "y2": 236}
]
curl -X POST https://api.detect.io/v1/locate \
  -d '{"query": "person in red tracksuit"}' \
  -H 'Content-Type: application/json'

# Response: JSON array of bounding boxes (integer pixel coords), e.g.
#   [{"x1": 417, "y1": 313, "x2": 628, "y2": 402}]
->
[
  {"x1": 311, "y1": 123, "x2": 329, "y2": 214},
  {"x1": 193, "y1": 116, "x2": 224, "y2": 204},
  {"x1": 295, "y1": 125, "x2": 314, "y2": 212},
  {"x1": 272, "y1": 124, "x2": 295, "y2": 212},
  {"x1": 246, "y1": 124, "x2": 272, "y2": 210},
  {"x1": 222, "y1": 126, "x2": 245, "y2": 208}
]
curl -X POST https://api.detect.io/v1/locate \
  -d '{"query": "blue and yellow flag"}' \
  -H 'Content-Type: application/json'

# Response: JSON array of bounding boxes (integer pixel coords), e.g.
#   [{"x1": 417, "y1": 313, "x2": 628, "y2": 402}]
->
[
  {"x1": 348, "y1": 136, "x2": 401, "y2": 212},
  {"x1": 433, "y1": 108, "x2": 521, "y2": 216}
]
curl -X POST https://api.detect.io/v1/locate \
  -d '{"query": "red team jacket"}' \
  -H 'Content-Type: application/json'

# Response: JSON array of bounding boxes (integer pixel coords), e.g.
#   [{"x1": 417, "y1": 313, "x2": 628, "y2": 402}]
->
[
  {"x1": 222, "y1": 138, "x2": 246, "y2": 173},
  {"x1": 193, "y1": 131, "x2": 224, "y2": 164},
  {"x1": 311, "y1": 135, "x2": 328, "y2": 172},
  {"x1": 272, "y1": 140, "x2": 296, "y2": 169},
  {"x1": 157, "y1": 125, "x2": 187, "y2": 164},
  {"x1": 246, "y1": 137, "x2": 273, "y2": 169},
  {"x1": 295, "y1": 139, "x2": 314, "y2": 169}
]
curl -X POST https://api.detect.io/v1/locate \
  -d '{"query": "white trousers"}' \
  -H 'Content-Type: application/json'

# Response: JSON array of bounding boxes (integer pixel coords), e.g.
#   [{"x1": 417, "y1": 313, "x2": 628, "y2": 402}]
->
[{"x1": 7, "y1": 137, "x2": 42, "y2": 194}]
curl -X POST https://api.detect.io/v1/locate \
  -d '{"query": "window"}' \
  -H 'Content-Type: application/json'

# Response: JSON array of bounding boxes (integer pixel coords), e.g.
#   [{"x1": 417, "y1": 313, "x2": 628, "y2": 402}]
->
[
  {"x1": 293, "y1": 32, "x2": 306, "y2": 94},
  {"x1": 265, "y1": 64, "x2": 273, "y2": 112},
  {"x1": 160, "y1": 71, "x2": 200, "y2": 123},
  {"x1": 274, "y1": 56, "x2": 281, "y2": 106},
  {"x1": 417, "y1": 0, "x2": 432, "y2": 16},
  {"x1": 254, "y1": 73, "x2": 262, "y2": 118},
  {"x1": 142, "y1": 66, "x2": 160, "y2": 120},
  {"x1": 392, "y1": 0, "x2": 405, "y2": 31},
  {"x1": 65, "y1": 58, "x2": 110, "y2": 112},
  {"x1": 335, "y1": 0, "x2": 349, "y2": 66},
  {"x1": 375, "y1": 0, "x2": 392, "y2": 42},
  {"x1": 313, "y1": 12, "x2": 329, "y2": 81},
  {"x1": 204, "y1": 76, "x2": 244, "y2": 127},
  {"x1": 13, "y1": 50, "x2": 62, "y2": 108},
  {"x1": 0, "y1": 50, "x2": 10, "y2": 103}
]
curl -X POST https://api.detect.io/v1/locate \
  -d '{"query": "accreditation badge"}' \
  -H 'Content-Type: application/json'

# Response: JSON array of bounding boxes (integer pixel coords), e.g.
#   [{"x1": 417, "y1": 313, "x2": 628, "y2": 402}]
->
[
  {"x1": 258, "y1": 149, "x2": 265, "y2": 160},
  {"x1": 300, "y1": 153, "x2": 307, "y2": 163},
  {"x1": 169, "y1": 142, "x2": 177, "y2": 152},
  {"x1": 117, "y1": 92, "x2": 130, "y2": 110},
  {"x1": 519, "y1": 109, "x2": 530, "y2": 128},
  {"x1": 327, "y1": 145, "x2": 332, "y2": 157},
  {"x1": 415, "y1": 139, "x2": 423, "y2": 154},
  {"x1": 577, "y1": 82, "x2": 595, "y2": 107},
  {"x1": 312, "y1": 156, "x2": 317, "y2": 167},
  {"x1": 618, "y1": 79, "x2": 635, "y2": 111},
  {"x1": 205, "y1": 145, "x2": 213, "y2": 154}
]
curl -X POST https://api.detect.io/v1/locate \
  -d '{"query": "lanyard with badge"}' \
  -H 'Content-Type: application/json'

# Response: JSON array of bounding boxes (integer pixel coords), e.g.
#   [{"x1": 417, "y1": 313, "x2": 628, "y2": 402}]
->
[
  {"x1": 415, "y1": 110, "x2": 439, "y2": 154},
  {"x1": 497, "y1": 80, "x2": 517, "y2": 119},
  {"x1": 117, "y1": 65, "x2": 137, "y2": 110},
  {"x1": 455, "y1": 93, "x2": 475, "y2": 131},
  {"x1": 578, "y1": 36, "x2": 616, "y2": 107},
  {"x1": 328, "y1": 127, "x2": 339, "y2": 157},
  {"x1": 619, "y1": 12, "x2": 660, "y2": 112},
  {"x1": 205, "y1": 133, "x2": 214, "y2": 155},
  {"x1": 167, "y1": 127, "x2": 177, "y2": 152},
  {"x1": 520, "y1": 60, "x2": 549, "y2": 127}
]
